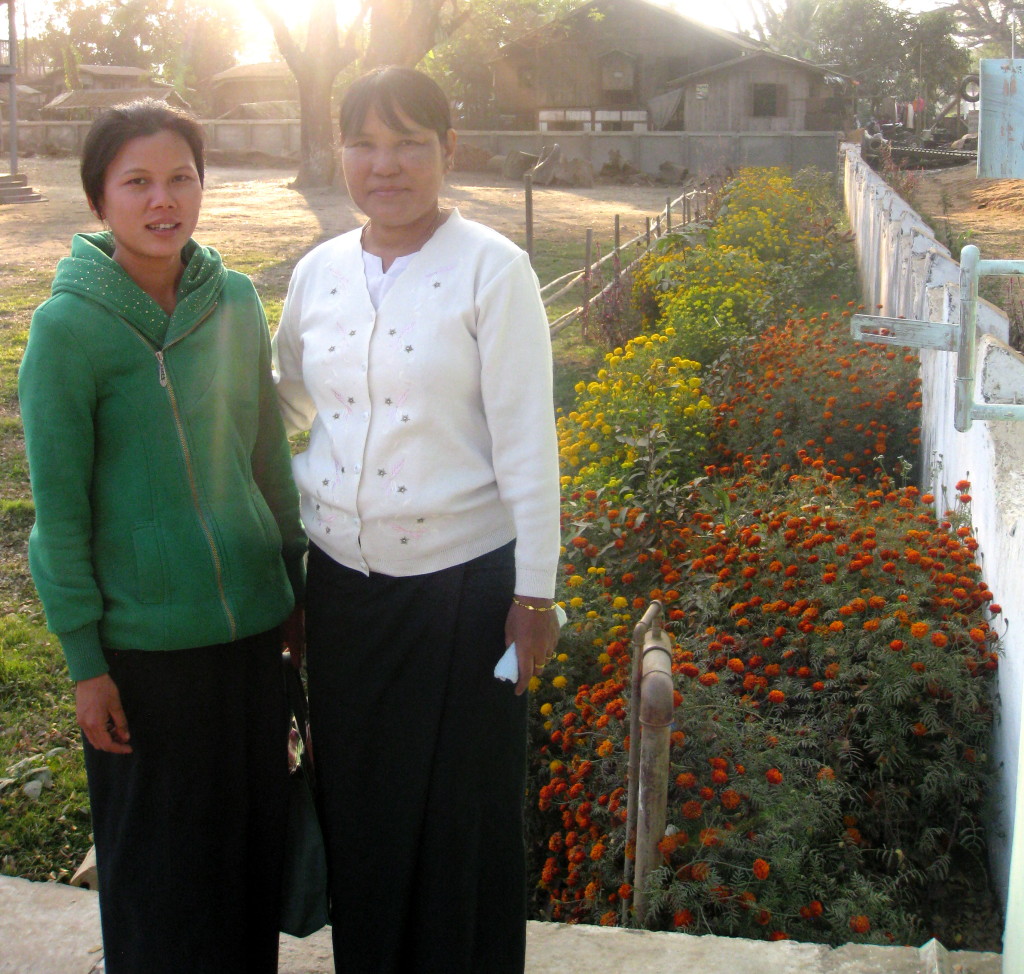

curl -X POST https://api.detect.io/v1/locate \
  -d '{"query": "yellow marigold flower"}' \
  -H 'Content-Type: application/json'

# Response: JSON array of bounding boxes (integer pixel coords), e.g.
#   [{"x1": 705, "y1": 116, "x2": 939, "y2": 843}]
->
[
  {"x1": 552, "y1": 675, "x2": 568, "y2": 689},
  {"x1": 569, "y1": 597, "x2": 584, "y2": 609},
  {"x1": 539, "y1": 702, "x2": 553, "y2": 716},
  {"x1": 567, "y1": 575, "x2": 584, "y2": 587},
  {"x1": 528, "y1": 676, "x2": 541, "y2": 693}
]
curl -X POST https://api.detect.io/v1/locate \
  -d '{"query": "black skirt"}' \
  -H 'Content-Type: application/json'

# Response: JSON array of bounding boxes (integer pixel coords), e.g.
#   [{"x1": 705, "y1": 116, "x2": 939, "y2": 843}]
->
[
  {"x1": 305, "y1": 540, "x2": 528, "y2": 974},
  {"x1": 83, "y1": 628, "x2": 289, "y2": 974}
]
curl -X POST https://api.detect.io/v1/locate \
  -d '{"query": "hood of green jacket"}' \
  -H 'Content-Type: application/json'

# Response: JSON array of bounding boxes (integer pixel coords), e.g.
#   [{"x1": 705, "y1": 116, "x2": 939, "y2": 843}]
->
[{"x1": 51, "y1": 232, "x2": 228, "y2": 347}]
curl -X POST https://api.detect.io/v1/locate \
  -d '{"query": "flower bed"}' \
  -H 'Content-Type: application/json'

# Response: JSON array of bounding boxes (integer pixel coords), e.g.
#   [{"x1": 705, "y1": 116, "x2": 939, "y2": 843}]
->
[{"x1": 530, "y1": 169, "x2": 1001, "y2": 946}]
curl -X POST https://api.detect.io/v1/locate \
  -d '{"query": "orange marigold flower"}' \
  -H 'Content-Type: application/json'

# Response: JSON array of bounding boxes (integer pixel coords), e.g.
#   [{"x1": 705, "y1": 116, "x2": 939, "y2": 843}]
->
[
  {"x1": 849, "y1": 915, "x2": 871, "y2": 934},
  {"x1": 691, "y1": 861, "x2": 710, "y2": 881},
  {"x1": 767, "y1": 689, "x2": 785, "y2": 703},
  {"x1": 700, "y1": 828, "x2": 721, "y2": 846},
  {"x1": 828, "y1": 620, "x2": 844, "y2": 632},
  {"x1": 755, "y1": 909, "x2": 772, "y2": 925},
  {"x1": 590, "y1": 842, "x2": 606, "y2": 860},
  {"x1": 727, "y1": 657, "x2": 745, "y2": 673},
  {"x1": 931, "y1": 632, "x2": 949, "y2": 648},
  {"x1": 673, "y1": 909, "x2": 695, "y2": 928},
  {"x1": 862, "y1": 619, "x2": 880, "y2": 632},
  {"x1": 911, "y1": 722, "x2": 928, "y2": 736},
  {"x1": 765, "y1": 768, "x2": 783, "y2": 785},
  {"x1": 955, "y1": 479, "x2": 971, "y2": 491},
  {"x1": 910, "y1": 621, "x2": 929, "y2": 638},
  {"x1": 599, "y1": 911, "x2": 617, "y2": 926},
  {"x1": 752, "y1": 858, "x2": 770, "y2": 880},
  {"x1": 682, "y1": 800, "x2": 703, "y2": 819},
  {"x1": 721, "y1": 789, "x2": 742, "y2": 809},
  {"x1": 889, "y1": 639, "x2": 904, "y2": 651},
  {"x1": 768, "y1": 931, "x2": 790, "y2": 941},
  {"x1": 698, "y1": 672, "x2": 720, "y2": 687},
  {"x1": 817, "y1": 766, "x2": 835, "y2": 780},
  {"x1": 618, "y1": 883, "x2": 632, "y2": 899},
  {"x1": 681, "y1": 663, "x2": 700, "y2": 678},
  {"x1": 677, "y1": 772, "x2": 698, "y2": 789}
]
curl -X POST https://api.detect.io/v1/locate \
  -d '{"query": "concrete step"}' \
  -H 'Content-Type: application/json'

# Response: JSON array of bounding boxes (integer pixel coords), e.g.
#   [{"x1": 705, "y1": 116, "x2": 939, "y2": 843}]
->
[
  {"x1": 0, "y1": 188, "x2": 46, "y2": 204},
  {"x1": 0, "y1": 172, "x2": 28, "y2": 187},
  {"x1": 0, "y1": 875, "x2": 1002, "y2": 974}
]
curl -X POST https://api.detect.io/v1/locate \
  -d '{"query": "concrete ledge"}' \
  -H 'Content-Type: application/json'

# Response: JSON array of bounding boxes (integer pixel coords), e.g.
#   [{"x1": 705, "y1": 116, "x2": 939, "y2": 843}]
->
[{"x1": 0, "y1": 876, "x2": 1002, "y2": 974}]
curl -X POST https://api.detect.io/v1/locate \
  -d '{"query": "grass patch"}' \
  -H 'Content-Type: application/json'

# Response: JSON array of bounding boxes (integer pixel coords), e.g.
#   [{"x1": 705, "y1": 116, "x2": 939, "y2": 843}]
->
[{"x1": 0, "y1": 614, "x2": 91, "y2": 882}]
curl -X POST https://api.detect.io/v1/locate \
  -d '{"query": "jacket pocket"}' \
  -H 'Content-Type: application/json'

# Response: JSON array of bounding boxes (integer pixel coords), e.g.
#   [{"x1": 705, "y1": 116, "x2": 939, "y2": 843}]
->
[
  {"x1": 250, "y1": 482, "x2": 283, "y2": 550},
  {"x1": 131, "y1": 522, "x2": 166, "y2": 604}
]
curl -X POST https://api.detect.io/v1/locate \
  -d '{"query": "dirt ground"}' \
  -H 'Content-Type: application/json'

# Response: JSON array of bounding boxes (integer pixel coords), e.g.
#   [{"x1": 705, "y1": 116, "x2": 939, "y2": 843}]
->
[
  {"x1": 1, "y1": 156, "x2": 682, "y2": 282},
  {"x1": 912, "y1": 163, "x2": 1024, "y2": 258}
]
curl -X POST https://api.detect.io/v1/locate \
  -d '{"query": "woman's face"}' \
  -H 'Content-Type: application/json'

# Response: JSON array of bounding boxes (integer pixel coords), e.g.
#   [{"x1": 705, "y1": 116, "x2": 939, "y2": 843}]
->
[
  {"x1": 341, "y1": 105, "x2": 455, "y2": 232},
  {"x1": 94, "y1": 129, "x2": 202, "y2": 276}
]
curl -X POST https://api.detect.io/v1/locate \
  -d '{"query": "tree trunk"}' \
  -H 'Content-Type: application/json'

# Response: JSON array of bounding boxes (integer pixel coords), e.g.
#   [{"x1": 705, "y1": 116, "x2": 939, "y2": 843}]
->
[{"x1": 294, "y1": 65, "x2": 340, "y2": 187}]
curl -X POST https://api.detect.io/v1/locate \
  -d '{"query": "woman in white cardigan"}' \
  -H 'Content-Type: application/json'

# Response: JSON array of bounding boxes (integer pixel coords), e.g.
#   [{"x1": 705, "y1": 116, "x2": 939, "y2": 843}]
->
[{"x1": 272, "y1": 66, "x2": 561, "y2": 974}]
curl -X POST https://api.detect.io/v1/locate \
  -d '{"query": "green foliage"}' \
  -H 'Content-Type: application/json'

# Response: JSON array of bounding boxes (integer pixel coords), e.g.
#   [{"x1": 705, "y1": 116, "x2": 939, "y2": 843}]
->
[{"x1": 748, "y1": 0, "x2": 970, "y2": 109}]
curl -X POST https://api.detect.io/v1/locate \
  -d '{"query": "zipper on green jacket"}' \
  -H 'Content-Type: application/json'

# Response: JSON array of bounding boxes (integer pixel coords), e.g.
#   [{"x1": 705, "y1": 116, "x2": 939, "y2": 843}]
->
[{"x1": 122, "y1": 305, "x2": 239, "y2": 642}]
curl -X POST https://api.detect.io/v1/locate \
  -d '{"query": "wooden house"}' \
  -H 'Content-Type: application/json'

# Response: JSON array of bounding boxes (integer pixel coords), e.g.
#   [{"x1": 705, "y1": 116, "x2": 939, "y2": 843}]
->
[
  {"x1": 208, "y1": 62, "x2": 296, "y2": 118},
  {"x1": 489, "y1": 0, "x2": 849, "y2": 133},
  {"x1": 673, "y1": 51, "x2": 850, "y2": 132}
]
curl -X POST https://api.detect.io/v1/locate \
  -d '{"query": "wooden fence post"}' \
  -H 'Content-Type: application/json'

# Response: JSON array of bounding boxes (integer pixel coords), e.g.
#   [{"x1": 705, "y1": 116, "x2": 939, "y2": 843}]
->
[
  {"x1": 524, "y1": 172, "x2": 534, "y2": 262},
  {"x1": 665, "y1": 196, "x2": 672, "y2": 234},
  {"x1": 582, "y1": 229, "x2": 593, "y2": 339},
  {"x1": 614, "y1": 214, "x2": 621, "y2": 287}
]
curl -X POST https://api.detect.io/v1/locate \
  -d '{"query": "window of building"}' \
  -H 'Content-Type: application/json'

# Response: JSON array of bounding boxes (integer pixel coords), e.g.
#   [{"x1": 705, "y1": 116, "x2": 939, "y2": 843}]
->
[{"x1": 752, "y1": 83, "x2": 786, "y2": 118}]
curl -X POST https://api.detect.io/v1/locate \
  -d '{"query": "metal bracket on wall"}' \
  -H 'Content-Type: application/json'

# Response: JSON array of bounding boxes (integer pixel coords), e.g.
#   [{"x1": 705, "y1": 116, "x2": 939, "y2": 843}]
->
[{"x1": 851, "y1": 244, "x2": 1024, "y2": 431}]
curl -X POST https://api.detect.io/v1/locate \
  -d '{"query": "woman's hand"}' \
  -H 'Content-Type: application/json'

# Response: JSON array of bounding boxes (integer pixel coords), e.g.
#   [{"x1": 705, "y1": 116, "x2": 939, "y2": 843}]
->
[
  {"x1": 76, "y1": 674, "x2": 132, "y2": 754},
  {"x1": 507, "y1": 596, "x2": 560, "y2": 696}
]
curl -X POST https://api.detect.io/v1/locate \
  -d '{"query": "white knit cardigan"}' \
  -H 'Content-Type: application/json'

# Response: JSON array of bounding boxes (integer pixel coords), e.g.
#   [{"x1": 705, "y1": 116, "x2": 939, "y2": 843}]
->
[{"x1": 272, "y1": 210, "x2": 561, "y2": 599}]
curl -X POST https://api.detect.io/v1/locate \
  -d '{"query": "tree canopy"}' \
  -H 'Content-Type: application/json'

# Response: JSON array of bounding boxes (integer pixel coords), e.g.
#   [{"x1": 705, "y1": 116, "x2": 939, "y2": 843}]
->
[
  {"x1": 748, "y1": 0, "x2": 971, "y2": 113},
  {"x1": 39, "y1": 0, "x2": 240, "y2": 104}
]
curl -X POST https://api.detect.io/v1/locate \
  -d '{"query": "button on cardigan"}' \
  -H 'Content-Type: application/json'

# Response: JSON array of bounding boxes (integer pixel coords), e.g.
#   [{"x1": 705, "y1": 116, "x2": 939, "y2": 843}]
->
[{"x1": 272, "y1": 210, "x2": 561, "y2": 599}]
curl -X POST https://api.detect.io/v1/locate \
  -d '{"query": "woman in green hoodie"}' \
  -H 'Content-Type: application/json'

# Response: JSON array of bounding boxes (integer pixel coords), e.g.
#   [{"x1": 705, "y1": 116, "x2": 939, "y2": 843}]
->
[{"x1": 18, "y1": 100, "x2": 306, "y2": 974}]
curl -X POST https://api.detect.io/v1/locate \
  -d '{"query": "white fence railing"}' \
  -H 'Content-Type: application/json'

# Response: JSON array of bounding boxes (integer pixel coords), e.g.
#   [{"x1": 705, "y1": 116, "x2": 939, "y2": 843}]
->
[{"x1": 843, "y1": 143, "x2": 1023, "y2": 966}]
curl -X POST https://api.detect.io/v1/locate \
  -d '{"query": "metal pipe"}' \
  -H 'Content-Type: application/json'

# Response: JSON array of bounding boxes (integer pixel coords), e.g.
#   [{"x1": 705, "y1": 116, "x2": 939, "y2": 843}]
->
[
  {"x1": 614, "y1": 602, "x2": 671, "y2": 929},
  {"x1": 633, "y1": 623, "x2": 674, "y2": 926}
]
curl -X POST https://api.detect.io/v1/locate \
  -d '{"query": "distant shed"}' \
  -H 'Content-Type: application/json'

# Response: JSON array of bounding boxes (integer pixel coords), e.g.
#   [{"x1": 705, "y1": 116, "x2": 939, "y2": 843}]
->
[
  {"x1": 209, "y1": 62, "x2": 296, "y2": 118},
  {"x1": 672, "y1": 51, "x2": 850, "y2": 133}
]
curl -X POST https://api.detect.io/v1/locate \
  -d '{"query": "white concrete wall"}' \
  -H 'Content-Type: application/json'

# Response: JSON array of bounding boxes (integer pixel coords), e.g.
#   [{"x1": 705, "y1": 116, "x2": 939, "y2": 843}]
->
[{"x1": 844, "y1": 145, "x2": 1023, "y2": 963}]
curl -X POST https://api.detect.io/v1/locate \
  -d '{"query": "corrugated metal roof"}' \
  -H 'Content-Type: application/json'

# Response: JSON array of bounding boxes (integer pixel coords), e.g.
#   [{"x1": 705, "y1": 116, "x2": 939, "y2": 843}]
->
[{"x1": 210, "y1": 61, "x2": 293, "y2": 84}]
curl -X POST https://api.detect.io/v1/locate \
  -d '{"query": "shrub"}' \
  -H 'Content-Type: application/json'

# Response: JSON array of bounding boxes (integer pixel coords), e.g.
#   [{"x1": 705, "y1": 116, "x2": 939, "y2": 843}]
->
[{"x1": 556, "y1": 329, "x2": 712, "y2": 501}]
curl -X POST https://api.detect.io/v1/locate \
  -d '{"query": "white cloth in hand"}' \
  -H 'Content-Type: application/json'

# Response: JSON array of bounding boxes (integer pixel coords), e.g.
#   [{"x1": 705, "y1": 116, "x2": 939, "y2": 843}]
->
[{"x1": 494, "y1": 603, "x2": 568, "y2": 682}]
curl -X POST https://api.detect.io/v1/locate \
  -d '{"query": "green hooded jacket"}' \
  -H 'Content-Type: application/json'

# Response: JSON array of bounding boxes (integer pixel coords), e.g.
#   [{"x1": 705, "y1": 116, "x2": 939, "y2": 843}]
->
[{"x1": 19, "y1": 233, "x2": 306, "y2": 681}]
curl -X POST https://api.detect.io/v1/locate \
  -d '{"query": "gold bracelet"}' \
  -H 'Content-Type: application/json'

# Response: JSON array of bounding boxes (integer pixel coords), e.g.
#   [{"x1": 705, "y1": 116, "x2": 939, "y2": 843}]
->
[{"x1": 513, "y1": 596, "x2": 556, "y2": 613}]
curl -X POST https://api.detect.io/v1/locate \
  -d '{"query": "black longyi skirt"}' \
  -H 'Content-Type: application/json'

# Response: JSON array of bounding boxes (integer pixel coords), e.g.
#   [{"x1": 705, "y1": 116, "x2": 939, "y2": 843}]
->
[{"x1": 305, "y1": 540, "x2": 528, "y2": 974}]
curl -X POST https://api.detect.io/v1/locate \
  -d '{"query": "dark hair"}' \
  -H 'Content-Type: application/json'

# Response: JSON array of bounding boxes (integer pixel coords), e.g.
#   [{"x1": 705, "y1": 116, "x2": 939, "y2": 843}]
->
[
  {"x1": 339, "y1": 66, "x2": 452, "y2": 144},
  {"x1": 81, "y1": 99, "x2": 206, "y2": 214}
]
